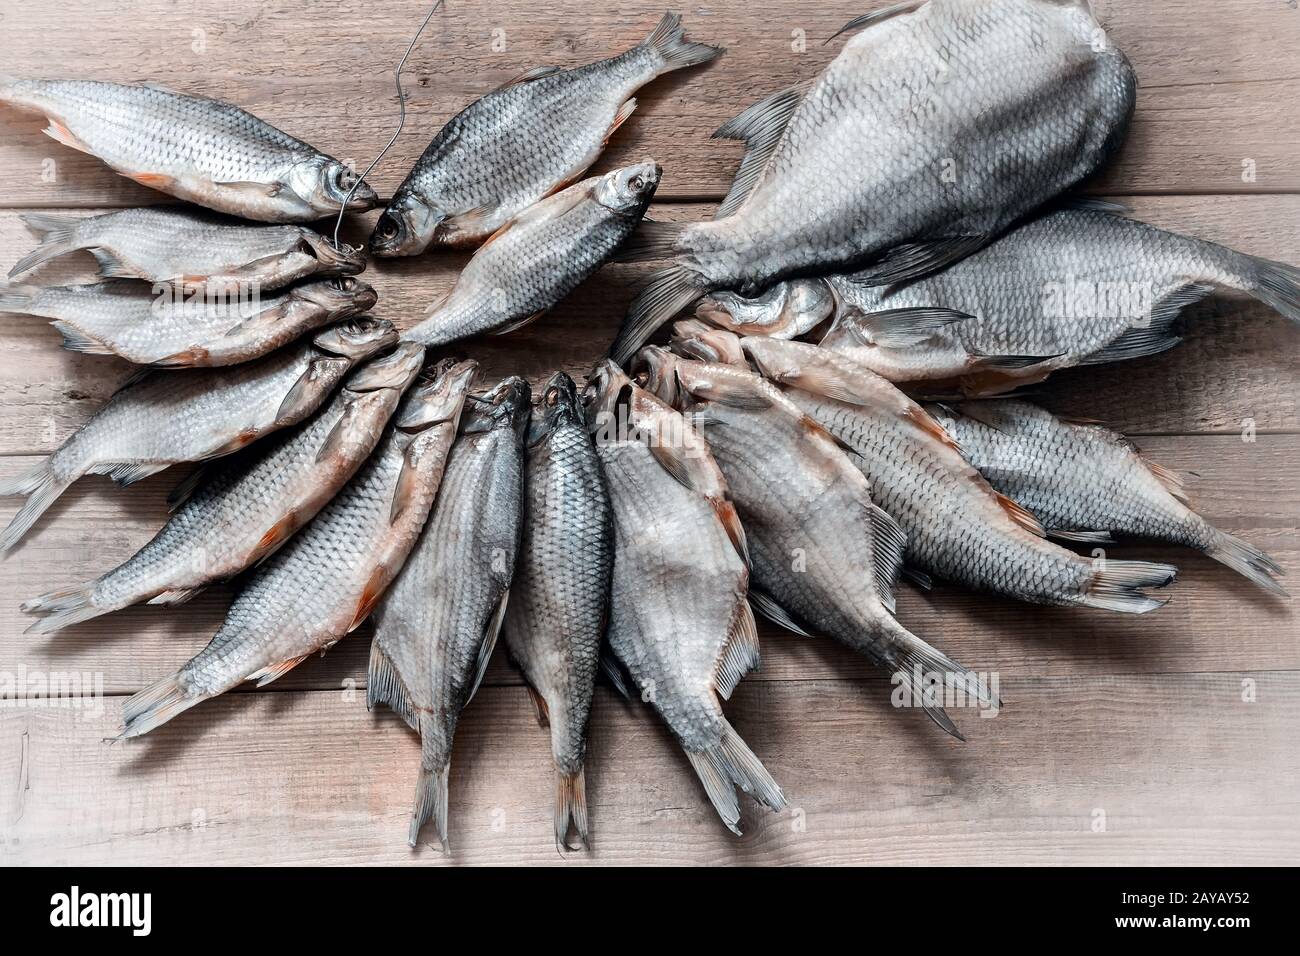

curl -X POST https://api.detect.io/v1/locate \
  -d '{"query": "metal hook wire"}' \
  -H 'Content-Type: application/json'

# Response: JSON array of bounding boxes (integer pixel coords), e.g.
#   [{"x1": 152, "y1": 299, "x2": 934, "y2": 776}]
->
[{"x1": 330, "y1": 0, "x2": 445, "y2": 250}]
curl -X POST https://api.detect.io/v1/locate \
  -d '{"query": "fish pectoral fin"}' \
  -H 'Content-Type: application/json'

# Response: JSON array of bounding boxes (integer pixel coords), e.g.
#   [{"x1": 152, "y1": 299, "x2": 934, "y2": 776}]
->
[
  {"x1": 525, "y1": 685, "x2": 550, "y2": 727},
  {"x1": 388, "y1": 443, "x2": 426, "y2": 525},
  {"x1": 902, "y1": 566, "x2": 933, "y2": 590},
  {"x1": 480, "y1": 182, "x2": 593, "y2": 251},
  {"x1": 603, "y1": 97, "x2": 637, "y2": 146},
  {"x1": 125, "y1": 171, "x2": 180, "y2": 192},
  {"x1": 489, "y1": 309, "x2": 546, "y2": 336},
  {"x1": 248, "y1": 655, "x2": 310, "y2": 688},
  {"x1": 213, "y1": 178, "x2": 283, "y2": 197},
  {"x1": 315, "y1": 405, "x2": 358, "y2": 464},
  {"x1": 42, "y1": 118, "x2": 93, "y2": 155},
  {"x1": 748, "y1": 589, "x2": 813, "y2": 638},
  {"x1": 1049, "y1": 528, "x2": 1117, "y2": 545},
  {"x1": 441, "y1": 203, "x2": 497, "y2": 238},
  {"x1": 467, "y1": 591, "x2": 508, "y2": 704},
  {"x1": 712, "y1": 85, "x2": 804, "y2": 219},
  {"x1": 852, "y1": 234, "x2": 991, "y2": 288},
  {"x1": 837, "y1": 305, "x2": 974, "y2": 349},
  {"x1": 994, "y1": 492, "x2": 1046, "y2": 537},
  {"x1": 493, "y1": 64, "x2": 563, "y2": 91}
]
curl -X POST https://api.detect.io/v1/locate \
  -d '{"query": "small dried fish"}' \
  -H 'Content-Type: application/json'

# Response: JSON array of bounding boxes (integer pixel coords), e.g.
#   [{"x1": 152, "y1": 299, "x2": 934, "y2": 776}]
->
[
  {"x1": 503, "y1": 372, "x2": 612, "y2": 850},
  {"x1": 930, "y1": 399, "x2": 1286, "y2": 595},
  {"x1": 370, "y1": 12, "x2": 720, "y2": 255},
  {"x1": 586, "y1": 361, "x2": 784, "y2": 833},
  {"x1": 119, "y1": 358, "x2": 478, "y2": 739},
  {"x1": 8, "y1": 208, "x2": 367, "y2": 292},
  {"x1": 0, "y1": 276, "x2": 377, "y2": 366},
  {"x1": 0, "y1": 317, "x2": 397, "y2": 553},
  {"x1": 401, "y1": 163, "x2": 659, "y2": 346},
  {"x1": 21, "y1": 343, "x2": 427, "y2": 634},
  {"x1": 368, "y1": 376, "x2": 530, "y2": 849},
  {"x1": 0, "y1": 77, "x2": 379, "y2": 221},
  {"x1": 695, "y1": 278, "x2": 835, "y2": 340}
]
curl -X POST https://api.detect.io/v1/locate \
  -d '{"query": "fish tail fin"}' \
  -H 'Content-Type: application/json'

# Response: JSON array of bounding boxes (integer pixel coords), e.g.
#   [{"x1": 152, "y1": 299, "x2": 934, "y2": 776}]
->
[
  {"x1": 1246, "y1": 256, "x2": 1300, "y2": 323},
  {"x1": 9, "y1": 214, "x2": 81, "y2": 278},
  {"x1": 0, "y1": 461, "x2": 71, "y2": 554},
  {"x1": 20, "y1": 581, "x2": 112, "y2": 634},
  {"x1": 883, "y1": 615, "x2": 999, "y2": 740},
  {"x1": 120, "y1": 672, "x2": 202, "y2": 738},
  {"x1": 1080, "y1": 559, "x2": 1178, "y2": 613},
  {"x1": 409, "y1": 759, "x2": 452, "y2": 851},
  {"x1": 643, "y1": 11, "x2": 724, "y2": 72},
  {"x1": 0, "y1": 282, "x2": 39, "y2": 314},
  {"x1": 610, "y1": 265, "x2": 707, "y2": 365},
  {"x1": 684, "y1": 717, "x2": 786, "y2": 834},
  {"x1": 554, "y1": 766, "x2": 590, "y2": 851},
  {"x1": 1203, "y1": 527, "x2": 1287, "y2": 596}
]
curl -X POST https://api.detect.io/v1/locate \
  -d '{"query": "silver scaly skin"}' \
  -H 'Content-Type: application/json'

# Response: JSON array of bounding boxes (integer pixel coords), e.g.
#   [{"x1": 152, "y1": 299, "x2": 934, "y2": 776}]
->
[
  {"x1": 369, "y1": 12, "x2": 720, "y2": 256},
  {"x1": 929, "y1": 399, "x2": 1286, "y2": 595},
  {"x1": 817, "y1": 207, "x2": 1300, "y2": 394},
  {"x1": 402, "y1": 163, "x2": 659, "y2": 346},
  {"x1": 0, "y1": 276, "x2": 377, "y2": 366},
  {"x1": 368, "y1": 376, "x2": 529, "y2": 851},
  {"x1": 8, "y1": 207, "x2": 367, "y2": 293},
  {"x1": 0, "y1": 317, "x2": 397, "y2": 554},
  {"x1": 503, "y1": 372, "x2": 612, "y2": 851},
  {"x1": 612, "y1": 0, "x2": 1136, "y2": 361},
  {"x1": 636, "y1": 347, "x2": 996, "y2": 739},
  {"x1": 21, "y1": 343, "x2": 428, "y2": 635},
  {"x1": 0, "y1": 77, "x2": 378, "y2": 221},
  {"x1": 118, "y1": 358, "x2": 478, "y2": 740},
  {"x1": 738, "y1": 337, "x2": 1178, "y2": 613},
  {"x1": 585, "y1": 361, "x2": 784, "y2": 835}
]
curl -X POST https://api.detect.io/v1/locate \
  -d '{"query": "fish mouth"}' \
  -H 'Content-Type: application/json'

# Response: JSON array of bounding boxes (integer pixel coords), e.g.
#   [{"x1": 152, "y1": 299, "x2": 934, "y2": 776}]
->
[
  {"x1": 397, "y1": 358, "x2": 480, "y2": 430},
  {"x1": 302, "y1": 236, "x2": 368, "y2": 275},
  {"x1": 313, "y1": 316, "x2": 399, "y2": 361},
  {"x1": 345, "y1": 341, "x2": 426, "y2": 393}
]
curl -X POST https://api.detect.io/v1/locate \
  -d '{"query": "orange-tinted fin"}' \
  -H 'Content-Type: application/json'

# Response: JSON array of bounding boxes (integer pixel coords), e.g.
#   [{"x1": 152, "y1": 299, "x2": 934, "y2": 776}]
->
[
  {"x1": 42, "y1": 119, "x2": 92, "y2": 154},
  {"x1": 603, "y1": 97, "x2": 637, "y2": 146},
  {"x1": 248, "y1": 655, "x2": 309, "y2": 688},
  {"x1": 127, "y1": 171, "x2": 179, "y2": 192},
  {"x1": 348, "y1": 565, "x2": 390, "y2": 632},
  {"x1": 903, "y1": 404, "x2": 963, "y2": 452},
  {"x1": 526, "y1": 686, "x2": 550, "y2": 727},
  {"x1": 252, "y1": 511, "x2": 300, "y2": 564},
  {"x1": 994, "y1": 491, "x2": 1046, "y2": 537},
  {"x1": 151, "y1": 346, "x2": 209, "y2": 367},
  {"x1": 210, "y1": 427, "x2": 260, "y2": 458}
]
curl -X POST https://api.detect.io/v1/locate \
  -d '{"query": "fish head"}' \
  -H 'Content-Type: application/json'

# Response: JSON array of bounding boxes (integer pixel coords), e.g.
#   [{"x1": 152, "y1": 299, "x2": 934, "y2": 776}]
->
[
  {"x1": 738, "y1": 335, "x2": 809, "y2": 384},
  {"x1": 696, "y1": 278, "x2": 835, "y2": 337},
  {"x1": 344, "y1": 341, "x2": 426, "y2": 394},
  {"x1": 296, "y1": 231, "x2": 369, "y2": 276},
  {"x1": 292, "y1": 276, "x2": 379, "y2": 317},
  {"x1": 630, "y1": 345, "x2": 684, "y2": 408},
  {"x1": 285, "y1": 155, "x2": 380, "y2": 218},
  {"x1": 395, "y1": 358, "x2": 480, "y2": 431},
  {"x1": 594, "y1": 161, "x2": 662, "y2": 217},
  {"x1": 368, "y1": 192, "x2": 439, "y2": 258},
  {"x1": 582, "y1": 359, "x2": 635, "y2": 427},
  {"x1": 529, "y1": 371, "x2": 582, "y2": 446},
  {"x1": 311, "y1": 316, "x2": 398, "y2": 363},
  {"x1": 669, "y1": 319, "x2": 746, "y2": 367}
]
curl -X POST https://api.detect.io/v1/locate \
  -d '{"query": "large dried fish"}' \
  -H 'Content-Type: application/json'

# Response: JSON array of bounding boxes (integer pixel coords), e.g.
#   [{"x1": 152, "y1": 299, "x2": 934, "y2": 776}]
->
[
  {"x1": 9, "y1": 208, "x2": 367, "y2": 292},
  {"x1": 586, "y1": 361, "x2": 784, "y2": 833},
  {"x1": 368, "y1": 376, "x2": 530, "y2": 849},
  {"x1": 741, "y1": 337, "x2": 1178, "y2": 612},
  {"x1": 0, "y1": 317, "x2": 397, "y2": 553},
  {"x1": 930, "y1": 399, "x2": 1286, "y2": 595},
  {"x1": 22, "y1": 343, "x2": 427, "y2": 634},
  {"x1": 370, "y1": 12, "x2": 720, "y2": 256},
  {"x1": 401, "y1": 163, "x2": 659, "y2": 346},
  {"x1": 119, "y1": 358, "x2": 478, "y2": 739},
  {"x1": 611, "y1": 0, "x2": 1136, "y2": 361},
  {"x1": 0, "y1": 276, "x2": 377, "y2": 366},
  {"x1": 503, "y1": 372, "x2": 612, "y2": 850},
  {"x1": 0, "y1": 78, "x2": 379, "y2": 221}
]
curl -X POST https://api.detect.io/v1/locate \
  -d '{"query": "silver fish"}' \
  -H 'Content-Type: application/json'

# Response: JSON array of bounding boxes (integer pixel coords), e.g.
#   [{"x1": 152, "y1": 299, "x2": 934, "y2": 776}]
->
[
  {"x1": 817, "y1": 205, "x2": 1300, "y2": 394},
  {"x1": 636, "y1": 347, "x2": 995, "y2": 738},
  {"x1": 0, "y1": 317, "x2": 397, "y2": 553},
  {"x1": 21, "y1": 343, "x2": 427, "y2": 634},
  {"x1": 695, "y1": 278, "x2": 835, "y2": 340},
  {"x1": 502, "y1": 372, "x2": 611, "y2": 851},
  {"x1": 370, "y1": 12, "x2": 720, "y2": 256},
  {"x1": 741, "y1": 336, "x2": 1178, "y2": 613},
  {"x1": 586, "y1": 361, "x2": 784, "y2": 833},
  {"x1": 368, "y1": 376, "x2": 529, "y2": 850},
  {"x1": 0, "y1": 276, "x2": 377, "y2": 366},
  {"x1": 930, "y1": 399, "x2": 1286, "y2": 595},
  {"x1": 8, "y1": 208, "x2": 367, "y2": 292},
  {"x1": 0, "y1": 77, "x2": 379, "y2": 221},
  {"x1": 401, "y1": 163, "x2": 659, "y2": 346},
  {"x1": 611, "y1": 0, "x2": 1136, "y2": 361},
  {"x1": 119, "y1": 358, "x2": 478, "y2": 739}
]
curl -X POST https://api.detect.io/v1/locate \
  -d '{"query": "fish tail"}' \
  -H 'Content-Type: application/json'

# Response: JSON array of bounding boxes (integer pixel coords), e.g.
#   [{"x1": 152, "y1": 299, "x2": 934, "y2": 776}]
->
[
  {"x1": 0, "y1": 461, "x2": 71, "y2": 554},
  {"x1": 119, "y1": 671, "x2": 202, "y2": 739},
  {"x1": 554, "y1": 766, "x2": 590, "y2": 852},
  {"x1": 21, "y1": 580, "x2": 113, "y2": 634},
  {"x1": 610, "y1": 265, "x2": 707, "y2": 365},
  {"x1": 1246, "y1": 256, "x2": 1300, "y2": 323},
  {"x1": 409, "y1": 760, "x2": 452, "y2": 851},
  {"x1": 0, "y1": 282, "x2": 39, "y2": 314},
  {"x1": 684, "y1": 717, "x2": 786, "y2": 835},
  {"x1": 883, "y1": 615, "x2": 999, "y2": 741},
  {"x1": 1079, "y1": 559, "x2": 1178, "y2": 613},
  {"x1": 642, "y1": 12, "x2": 724, "y2": 73},
  {"x1": 9, "y1": 213, "x2": 81, "y2": 278},
  {"x1": 1203, "y1": 527, "x2": 1287, "y2": 596}
]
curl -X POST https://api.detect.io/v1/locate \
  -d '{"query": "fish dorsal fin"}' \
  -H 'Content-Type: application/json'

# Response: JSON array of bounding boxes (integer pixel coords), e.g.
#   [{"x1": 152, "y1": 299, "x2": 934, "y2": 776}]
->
[
  {"x1": 994, "y1": 491, "x2": 1046, "y2": 537},
  {"x1": 1061, "y1": 196, "x2": 1133, "y2": 216},
  {"x1": 826, "y1": 0, "x2": 925, "y2": 45},
  {"x1": 1144, "y1": 459, "x2": 1189, "y2": 504},
  {"x1": 715, "y1": 601, "x2": 760, "y2": 700},
  {"x1": 467, "y1": 591, "x2": 508, "y2": 703},
  {"x1": 494, "y1": 65, "x2": 563, "y2": 92},
  {"x1": 712, "y1": 86, "x2": 803, "y2": 219},
  {"x1": 748, "y1": 589, "x2": 812, "y2": 638}
]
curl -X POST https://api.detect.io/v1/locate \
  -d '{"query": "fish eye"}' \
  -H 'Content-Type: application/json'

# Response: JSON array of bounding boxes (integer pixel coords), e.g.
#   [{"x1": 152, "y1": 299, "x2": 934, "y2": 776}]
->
[
  {"x1": 374, "y1": 212, "x2": 401, "y2": 241},
  {"x1": 338, "y1": 277, "x2": 357, "y2": 292},
  {"x1": 628, "y1": 175, "x2": 644, "y2": 192},
  {"x1": 335, "y1": 166, "x2": 358, "y2": 191}
]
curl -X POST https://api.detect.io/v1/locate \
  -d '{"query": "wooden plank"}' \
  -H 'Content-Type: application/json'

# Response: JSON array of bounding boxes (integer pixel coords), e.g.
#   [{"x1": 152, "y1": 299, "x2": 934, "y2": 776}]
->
[
  {"x1": 2, "y1": 435, "x2": 1294, "y2": 697},
  {"x1": 3, "y1": 670, "x2": 1297, "y2": 865},
  {"x1": 0, "y1": 0, "x2": 1296, "y2": 206},
  {"x1": 0, "y1": 194, "x2": 1296, "y2": 457}
]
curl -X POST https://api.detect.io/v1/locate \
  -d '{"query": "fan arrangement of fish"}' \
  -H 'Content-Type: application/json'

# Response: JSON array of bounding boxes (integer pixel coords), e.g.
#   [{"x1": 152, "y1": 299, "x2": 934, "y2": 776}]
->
[{"x1": 0, "y1": 2, "x2": 1292, "y2": 852}]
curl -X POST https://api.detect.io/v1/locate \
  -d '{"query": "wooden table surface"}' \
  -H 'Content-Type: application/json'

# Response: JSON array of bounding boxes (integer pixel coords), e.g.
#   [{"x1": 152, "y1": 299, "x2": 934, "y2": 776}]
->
[{"x1": 0, "y1": 0, "x2": 1297, "y2": 866}]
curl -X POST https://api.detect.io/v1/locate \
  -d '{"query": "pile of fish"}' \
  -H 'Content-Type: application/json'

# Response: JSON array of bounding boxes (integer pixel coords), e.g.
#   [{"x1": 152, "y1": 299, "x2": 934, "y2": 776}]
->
[{"x1": 0, "y1": 1, "x2": 1293, "y2": 851}]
